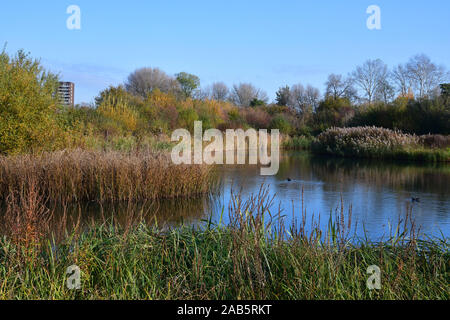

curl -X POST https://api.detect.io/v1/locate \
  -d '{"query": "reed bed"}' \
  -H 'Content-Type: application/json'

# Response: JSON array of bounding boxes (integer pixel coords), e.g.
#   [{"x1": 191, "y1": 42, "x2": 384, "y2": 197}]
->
[
  {"x1": 0, "y1": 184, "x2": 447, "y2": 300},
  {"x1": 0, "y1": 149, "x2": 215, "y2": 204},
  {"x1": 314, "y1": 126, "x2": 450, "y2": 162}
]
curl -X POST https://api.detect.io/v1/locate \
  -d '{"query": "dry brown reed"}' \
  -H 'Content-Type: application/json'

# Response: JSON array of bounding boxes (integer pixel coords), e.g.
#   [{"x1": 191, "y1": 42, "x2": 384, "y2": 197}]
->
[
  {"x1": 0, "y1": 149, "x2": 216, "y2": 204},
  {"x1": 1, "y1": 177, "x2": 51, "y2": 250}
]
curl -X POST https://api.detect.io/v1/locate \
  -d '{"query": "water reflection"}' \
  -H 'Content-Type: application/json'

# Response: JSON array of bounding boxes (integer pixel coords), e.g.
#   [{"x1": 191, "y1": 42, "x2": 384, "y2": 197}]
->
[
  {"x1": 48, "y1": 197, "x2": 215, "y2": 231},
  {"x1": 214, "y1": 152, "x2": 450, "y2": 240},
  {"x1": 6, "y1": 151, "x2": 449, "y2": 241}
]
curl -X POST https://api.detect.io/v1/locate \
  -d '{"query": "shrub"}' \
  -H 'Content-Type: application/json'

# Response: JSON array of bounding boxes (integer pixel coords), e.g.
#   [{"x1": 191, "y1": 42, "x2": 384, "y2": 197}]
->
[
  {"x1": 314, "y1": 126, "x2": 418, "y2": 157},
  {"x1": 313, "y1": 98, "x2": 355, "y2": 133},
  {"x1": 419, "y1": 134, "x2": 450, "y2": 149},
  {"x1": 0, "y1": 49, "x2": 70, "y2": 154},
  {"x1": 270, "y1": 114, "x2": 293, "y2": 134},
  {"x1": 242, "y1": 107, "x2": 271, "y2": 129},
  {"x1": 351, "y1": 98, "x2": 450, "y2": 135},
  {"x1": 313, "y1": 126, "x2": 449, "y2": 162},
  {"x1": 178, "y1": 108, "x2": 199, "y2": 132}
]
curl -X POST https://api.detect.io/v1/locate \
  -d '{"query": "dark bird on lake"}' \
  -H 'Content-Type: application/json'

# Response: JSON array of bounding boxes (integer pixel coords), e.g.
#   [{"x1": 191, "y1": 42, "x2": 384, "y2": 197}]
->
[
  {"x1": 411, "y1": 197, "x2": 420, "y2": 203},
  {"x1": 287, "y1": 178, "x2": 292, "y2": 182}
]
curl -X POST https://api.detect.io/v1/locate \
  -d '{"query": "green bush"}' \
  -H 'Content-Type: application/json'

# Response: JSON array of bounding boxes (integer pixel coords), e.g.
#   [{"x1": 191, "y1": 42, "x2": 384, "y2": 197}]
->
[
  {"x1": 0, "y1": 49, "x2": 70, "y2": 154},
  {"x1": 351, "y1": 98, "x2": 450, "y2": 135},
  {"x1": 270, "y1": 114, "x2": 293, "y2": 134},
  {"x1": 178, "y1": 108, "x2": 199, "y2": 132},
  {"x1": 283, "y1": 136, "x2": 313, "y2": 150}
]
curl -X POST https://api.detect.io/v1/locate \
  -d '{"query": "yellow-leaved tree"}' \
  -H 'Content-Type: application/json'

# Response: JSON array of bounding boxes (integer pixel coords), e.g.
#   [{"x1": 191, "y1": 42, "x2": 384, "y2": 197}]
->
[{"x1": 0, "y1": 49, "x2": 69, "y2": 154}]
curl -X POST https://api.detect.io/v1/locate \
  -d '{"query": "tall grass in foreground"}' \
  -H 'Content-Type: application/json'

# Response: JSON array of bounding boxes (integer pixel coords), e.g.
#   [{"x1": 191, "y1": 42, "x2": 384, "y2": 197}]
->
[
  {"x1": 0, "y1": 185, "x2": 448, "y2": 300},
  {"x1": 0, "y1": 149, "x2": 215, "y2": 203}
]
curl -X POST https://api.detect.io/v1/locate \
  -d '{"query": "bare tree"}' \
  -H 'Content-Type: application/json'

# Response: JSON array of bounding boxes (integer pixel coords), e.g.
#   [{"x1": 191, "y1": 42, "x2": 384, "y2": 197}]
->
[
  {"x1": 125, "y1": 67, "x2": 179, "y2": 98},
  {"x1": 192, "y1": 87, "x2": 209, "y2": 100},
  {"x1": 304, "y1": 85, "x2": 321, "y2": 110},
  {"x1": 230, "y1": 83, "x2": 268, "y2": 107},
  {"x1": 325, "y1": 74, "x2": 356, "y2": 101},
  {"x1": 210, "y1": 82, "x2": 229, "y2": 101},
  {"x1": 290, "y1": 83, "x2": 306, "y2": 111},
  {"x1": 352, "y1": 59, "x2": 388, "y2": 104},
  {"x1": 406, "y1": 54, "x2": 447, "y2": 99},
  {"x1": 375, "y1": 78, "x2": 396, "y2": 104},
  {"x1": 391, "y1": 64, "x2": 412, "y2": 97},
  {"x1": 291, "y1": 83, "x2": 321, "y2": 113}
]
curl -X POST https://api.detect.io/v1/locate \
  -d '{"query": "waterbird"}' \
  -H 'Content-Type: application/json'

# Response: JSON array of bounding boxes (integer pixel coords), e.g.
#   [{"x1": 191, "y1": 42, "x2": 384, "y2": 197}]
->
[
  {"x1": 411, "y1": 197, "x2": 420, "y2": 203},
  {"x1": 287, "y1": 178, "x2": 292, "y2": 182}
]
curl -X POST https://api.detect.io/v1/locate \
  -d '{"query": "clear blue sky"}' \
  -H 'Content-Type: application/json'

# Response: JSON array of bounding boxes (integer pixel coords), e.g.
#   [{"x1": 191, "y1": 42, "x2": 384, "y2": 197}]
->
[{"x1": 1, "y1": 0, "x2": 449, "y2": 104}]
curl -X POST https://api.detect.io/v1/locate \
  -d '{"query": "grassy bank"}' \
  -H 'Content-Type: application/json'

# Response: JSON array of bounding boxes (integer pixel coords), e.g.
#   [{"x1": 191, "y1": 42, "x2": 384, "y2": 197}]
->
[
  {"x1": 283, "y1": 135, "x2": 313, "y2": 150},
  {"x1": 312, "y1": 127, "x2": 450, "y2": 162},
  {"x1": 0, "y1": 187, "x2": 448, "y2": 300}
]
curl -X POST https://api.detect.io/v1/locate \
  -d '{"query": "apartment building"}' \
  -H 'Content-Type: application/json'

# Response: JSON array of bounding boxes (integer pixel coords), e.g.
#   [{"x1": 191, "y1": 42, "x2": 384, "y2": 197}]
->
[{"x1": 58, "y1": 82, "x2": 75, "y2": 106}]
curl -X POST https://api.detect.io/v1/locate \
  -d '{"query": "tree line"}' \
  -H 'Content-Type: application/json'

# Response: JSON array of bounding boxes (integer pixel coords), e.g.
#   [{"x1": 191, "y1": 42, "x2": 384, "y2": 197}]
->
[
  {"x1": 1, "y1": 48, "x2": 449, "y2": 155},
  {"x1": 123, "y1": 54, "x2": 449, "y2": 111}
]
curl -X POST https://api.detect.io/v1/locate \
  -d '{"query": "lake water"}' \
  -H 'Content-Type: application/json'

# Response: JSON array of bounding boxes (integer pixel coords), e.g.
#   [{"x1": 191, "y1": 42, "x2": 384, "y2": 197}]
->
[
  {"x1": 50, "y1": 151, "x2": 450, "y2": 242},
  {"x1": 213, "y1": 151, "x2": 450, "y2": 241}
]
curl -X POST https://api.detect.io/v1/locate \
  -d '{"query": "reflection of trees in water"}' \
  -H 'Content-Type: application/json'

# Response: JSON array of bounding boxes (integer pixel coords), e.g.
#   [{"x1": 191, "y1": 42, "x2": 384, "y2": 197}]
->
[
  {"x1": 30, "y1": 152, "x2": 449, "y2": 238},
  {"x1": 47, "y1": 196, "x2": 214, "y2": 235},
  {"x1": 269, "y1": 152, "x2": 450, "y2": 235},
  {"x1": 279, "y1": 152, "x2": 449, "y2": 197}
]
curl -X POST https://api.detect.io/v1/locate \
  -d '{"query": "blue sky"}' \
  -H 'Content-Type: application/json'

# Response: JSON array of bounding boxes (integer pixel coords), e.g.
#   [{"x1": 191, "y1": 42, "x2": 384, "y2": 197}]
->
[{"x1": 1, "y1": 0, "x2": 449, "y2": 104}]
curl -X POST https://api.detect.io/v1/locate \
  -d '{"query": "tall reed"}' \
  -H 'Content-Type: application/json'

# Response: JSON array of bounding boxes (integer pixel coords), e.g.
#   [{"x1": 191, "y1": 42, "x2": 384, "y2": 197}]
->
[
  {"x1": 0, "y1": 149, "x2": 216, "y2": 204},
  {"x1": 0, "y1": 185, "x2": 447, "y2": 300},
  {"x1": 314, "y1": 126, "x2": 450, "y2": 162}
]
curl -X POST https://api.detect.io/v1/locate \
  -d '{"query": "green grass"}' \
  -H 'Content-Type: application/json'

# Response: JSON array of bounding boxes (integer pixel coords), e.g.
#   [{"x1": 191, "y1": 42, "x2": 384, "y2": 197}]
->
[
  {"x1": 391, "y1": 148, "x2": 450, "y2": 162},
  {"x1": 283, "y1": 136, "x2": 313, "y2": 150},
  {"x1": 0, "y1": 189, "x2": 448, "y2": 300}
]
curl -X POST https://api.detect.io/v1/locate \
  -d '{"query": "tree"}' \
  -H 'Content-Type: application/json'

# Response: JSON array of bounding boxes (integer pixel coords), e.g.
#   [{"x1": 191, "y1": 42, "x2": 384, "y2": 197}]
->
[
  {"x1": 440, "y1": 83, "x2": 450, "y2": 99},
  {"x1": 391, "y1": 64, "x2": 411, "y2": 97},
  {"x1": 352, "y1": 59, "x2": 388, "y2": 104},
  {"x1": 440, "y1": 83, "x2": 450, "y2": 104},
  {"x1": 250, "y1": 98, "x2": 265, "y2": 107},
  {"x1": 406, "y1": 54, "x2": 447, "y2": 99},
  {"x1": 210, "y1": 82, "x2": 229, "y2": 101},
  {"x1": 270, "y1": 114, "x2": 292, "y2": 134},
  {"x1": 95, "y1": 85, "x2": 135, "y2": 107},
  {"x1": 275, "y1": 86, "x2": 291, "y2": 106},
  {"x1": 304, "y1": 85, "x2": 321, "y2": 110},
  {"x1": 125, "y1": 67, "x2": 178, "y2": 98},
  {"x1": 0, "y1": 49, "x2": 67, "y2": 154},
  {"x1": 325, "y1": 74, "x2": 356, "y2": 101},
  {"x1": 314, "y1": 97, "x2": 354, "y2": 131},
  {"x1": 230, "y1": 83, "x2": 268, "y2": 107},
  {"x1": 376, "y1": 78, "x2": 396, "y2": 104},
  {"x1": 290, "y1": 83, "x2": 320, "y2": 114},
  {"x1": 176, "y1": 72, "x2": 200, "y2": 98}
]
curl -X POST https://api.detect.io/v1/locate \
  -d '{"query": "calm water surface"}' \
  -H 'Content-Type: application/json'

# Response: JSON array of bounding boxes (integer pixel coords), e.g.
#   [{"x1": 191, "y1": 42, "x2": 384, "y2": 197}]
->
[
  {"x1": 212, "y1": 151, "x2": 450, "y2": 240},
  {"x1": 53, "y1": 151, "x2": 450, "y2": 241}
]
